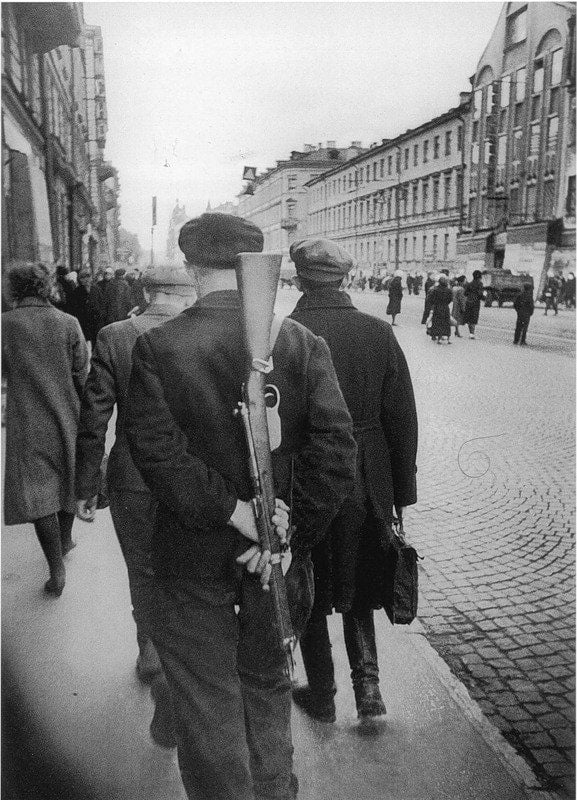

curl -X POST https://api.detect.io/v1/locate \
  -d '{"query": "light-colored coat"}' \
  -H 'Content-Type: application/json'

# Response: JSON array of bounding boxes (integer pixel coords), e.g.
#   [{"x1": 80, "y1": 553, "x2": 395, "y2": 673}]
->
[
  {"x1": 2, "y1": 299, "x2": 88, "y2": 524},
  {"x1": 452, "y1": 285, "x2": 467, "y2": 325}
]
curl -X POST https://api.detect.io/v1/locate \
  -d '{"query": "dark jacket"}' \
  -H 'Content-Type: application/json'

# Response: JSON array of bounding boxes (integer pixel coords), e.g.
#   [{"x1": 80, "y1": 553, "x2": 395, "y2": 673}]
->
[
  {"x1": 426, "y1": 285, "x2": 453, "y2": 338},
  {"x1": 463, "y1": 278, "x2": 484, "y2": 325},
  {"x1": 67, "y1": 284, "x2": 104, "y2": 344},
  {"x1": 124, "y1": 290, "x2": 357, "y2": 584},
  {"x1": 386, "y1": 276, "x2": 403, "y2": 316},
  {"x1": 76, "y1": 304, "x2": 183, "y2": 499},
  {"x1": 101, "y1": 277, "x2": 132, "y2": 326},
  {"x1": 513, "y1": 290, "x2": 535, "y2": 318},
  {"x1": 290, "y1": 288, "x2": 418, "y2": 613}
]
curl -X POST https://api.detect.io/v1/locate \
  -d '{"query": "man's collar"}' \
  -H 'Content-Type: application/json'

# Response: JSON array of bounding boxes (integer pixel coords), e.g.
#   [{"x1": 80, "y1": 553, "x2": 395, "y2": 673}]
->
[
  {"x1": 293, "y1": 288, "x2": 355, "y2": 312},
  {"x1": 17, "y1": 297, "x2": 51, "y2": 308},
  {"x1": 192, "y1": 290, "x2": 241, "y2": 309}
]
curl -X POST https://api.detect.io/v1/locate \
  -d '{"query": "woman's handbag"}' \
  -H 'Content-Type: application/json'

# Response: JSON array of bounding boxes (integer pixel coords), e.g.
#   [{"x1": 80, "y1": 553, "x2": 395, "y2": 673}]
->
[{"x1": 382, "y1": 518, "x2": 421, "y2": 625}]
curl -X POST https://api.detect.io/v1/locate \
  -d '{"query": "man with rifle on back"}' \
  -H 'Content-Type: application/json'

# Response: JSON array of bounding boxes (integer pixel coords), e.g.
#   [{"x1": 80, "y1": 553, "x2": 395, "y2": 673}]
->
[{"x1": 124, "y1": 213, "x2": 356, "y2": 800}]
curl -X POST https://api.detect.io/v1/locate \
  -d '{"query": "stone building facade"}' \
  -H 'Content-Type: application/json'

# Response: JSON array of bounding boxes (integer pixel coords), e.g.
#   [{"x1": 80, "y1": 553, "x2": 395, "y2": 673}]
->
[
  {"x1": 1, "y1": 2, "x2": 119, "y2": 282},
  {"x1": 237, "y1": 143, "x2": 363, "y2": 267},
  {"x1": 305, "y1": 101, "x2": 469, "y2": 276},
  {"x1": 457, "y1": 1, "x2": 576, "y2": 288}
]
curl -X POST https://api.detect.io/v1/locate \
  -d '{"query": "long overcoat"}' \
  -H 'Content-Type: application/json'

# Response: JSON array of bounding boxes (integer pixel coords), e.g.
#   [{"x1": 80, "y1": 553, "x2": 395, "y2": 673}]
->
[
  {"x1": 463, "y1": 278, "x2": 484, "y2": 325},
  {"x1": 427, "y1": 285, "x2": 453, "y2": 338},
  {"x1": 290, "y1": 289, "x2": 418, "y2": 614},
  {"x1": 452, "y1": 285, "x2": 467, "y2": 325},
  {"x1": 386, "y1": 276, "x2": 403, "y2": 316},
  {"x1": 2, "y1": 299, "x2": 89, "y2": 524}
]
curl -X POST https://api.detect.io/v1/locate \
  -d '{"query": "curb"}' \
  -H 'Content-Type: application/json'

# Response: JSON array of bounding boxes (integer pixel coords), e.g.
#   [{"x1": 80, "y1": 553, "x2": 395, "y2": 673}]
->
[{"x1": 405, "y1": 621, "x2": 564, "y2": 800}]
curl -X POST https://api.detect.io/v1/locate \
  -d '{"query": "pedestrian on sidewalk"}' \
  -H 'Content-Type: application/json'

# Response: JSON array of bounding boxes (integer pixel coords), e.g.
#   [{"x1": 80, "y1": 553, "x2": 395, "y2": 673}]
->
[
  {"x1": 451, "y1": 275, "x2": 467, "y2": 338},
  {"x1": 513, "y1": 283, "x2": 534, "y2": 345},
  {"x1": 565, "y1": 272, "x2": 575, "y2": 309},
  {"x1": 463, "y1": 269, "x2": 485, "y2": 339},
  {"x1": 289, "y1": 238, "x2": 418, "y2": 723},
  {"x1": 425, "y1": 274, "x2": 453, "y2": 344},
  {"x1": 101, "y1": 267, "x2": 133, "y2": 326},
  {"x1": 67, "y1": 269, "x2": 104, "y2": 349},
  {"x1": 75, "y1": 266, "x2": 198, "y2": 747},
  {"x1": 386, "y1": 269, "x2": 404, "y2": 326},
  {"x1": 543, "y1": 273, "x2": 560, "y2": 316},
  {"x1": 2, "y1": 263, "x2": 89, "y2": 596},
  {"x1": 124, "y1": 213, "x2": 356, "y2": 800}
]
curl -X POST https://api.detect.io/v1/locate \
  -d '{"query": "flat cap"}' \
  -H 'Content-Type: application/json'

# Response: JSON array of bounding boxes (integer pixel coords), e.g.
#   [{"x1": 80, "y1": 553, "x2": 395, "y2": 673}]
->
[
  {"x1": 178, "y1": 212, "x2": 263, "y2": 269},
  {"x1": 290, "y1": 238, "x2": 353, "y2": 282},
  {"x1": 141, "y1": 266, "x2": 195, "y2": 289}
]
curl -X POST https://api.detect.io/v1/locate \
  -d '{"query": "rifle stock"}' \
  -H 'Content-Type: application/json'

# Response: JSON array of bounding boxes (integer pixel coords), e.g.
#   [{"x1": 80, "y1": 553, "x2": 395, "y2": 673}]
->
[{"x1": 235, "y1": 253, "x2": 295, "y2": 664}]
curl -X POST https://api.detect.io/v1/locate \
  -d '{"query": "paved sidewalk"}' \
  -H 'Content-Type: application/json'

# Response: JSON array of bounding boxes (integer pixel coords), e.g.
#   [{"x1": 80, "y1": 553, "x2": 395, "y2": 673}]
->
[{"x1": 2, "y1": 507, "x2": 560, "y2": 800}]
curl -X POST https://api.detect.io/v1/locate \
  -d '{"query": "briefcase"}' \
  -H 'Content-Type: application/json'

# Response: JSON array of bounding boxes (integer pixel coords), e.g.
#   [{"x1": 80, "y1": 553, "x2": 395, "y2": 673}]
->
[{"x1": 382, "y1": 518, "x2": 421, "y2": 625}]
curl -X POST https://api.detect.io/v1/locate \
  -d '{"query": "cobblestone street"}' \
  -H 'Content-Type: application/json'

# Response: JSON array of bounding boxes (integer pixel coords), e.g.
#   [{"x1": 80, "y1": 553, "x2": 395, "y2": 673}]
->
[{"x1": 278, "y1": 290, "x2": 576, "y2": 798}]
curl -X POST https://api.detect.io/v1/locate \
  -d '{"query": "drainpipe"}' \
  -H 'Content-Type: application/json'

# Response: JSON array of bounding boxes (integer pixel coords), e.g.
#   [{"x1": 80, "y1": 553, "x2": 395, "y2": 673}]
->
[{"x1": 39, "y1": 54, "x2": 58, "y2": 262}]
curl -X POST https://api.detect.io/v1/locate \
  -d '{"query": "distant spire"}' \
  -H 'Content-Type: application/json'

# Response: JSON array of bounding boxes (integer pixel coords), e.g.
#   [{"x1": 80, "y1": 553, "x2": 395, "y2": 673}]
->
[{"x1": 206, "y1": 199, "x2": 212, "y2": 212}]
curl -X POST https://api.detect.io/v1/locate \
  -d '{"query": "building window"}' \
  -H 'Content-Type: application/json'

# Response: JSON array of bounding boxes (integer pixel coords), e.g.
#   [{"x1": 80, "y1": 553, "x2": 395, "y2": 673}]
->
[
  {"x1": 413, "y1": 236, "x2": 417, "y2": 257},
  {"x1": 533, "y1": 61, "x2": 544, "y2": 94},
  {"x1": 472, "y1": 121, "x2": 479, "y2": 142},
  {"x1": 499, "y1": 108, "x2": 508, "y2": 133},
  {"x1": 526, "y1": 183, "x2": 537, "y2": 218},
  {"x1": 366, "y1": 165, "x2": 371, "y2": 182},
  {"x1": 531, "y1": 95, "x2": 541, "y2": 121},
  {"x1": 551, "y1": 48, "x2": 563, "y2": 86},
  {"x1": 445, "y1": 131, "x2": 452, "y2": 156},
  {"x1": 380, "y1": 158, "x2": 385, "y2": 178},
  {"x1": 457, "y1": 126, "x2": 463, "y2": 152},
  {"x1": 506, "y1": 7, "x2": 527, "y2": 48},
  {"x1": 444, "y1": 233, "x2": 450, "y2": 260},
  {"x1": 422, "y1": 181, "x2": 429, "y2": 213},
  {"x1": 444, "y1": 174, "x2": 451, "y2": 209},
  {"x1": 413, "y1": 144, "x2": 418, "y2": 166},
  {"x1": 509, "y1": 186, "x2": 520, "y2": 218},
  {"x1": 566, "y1": 175, "x2": 576, "y2": 217},
  {"x1": 288, "y1": 174, "x2": 297, "y2": 189},
  {"x1": 471, "y1": 143, "x2": 479, "y2": 165},
  {"x1": 514, "y1": 102, "x2": 524, "y2": 127},
  {"x1": 547, "y1": 117, "x2": 559, "y2": 150},
  {"x1": 423, "y1": 140, "x2": 429, "y2": 163},
  {"x1": 387, "y1": 155, "x2": 392, "y2": 175},
  {"x1": 513, "y1": 130, "x2": 523, "y2": 160},
  {"x1": 423, "y1": 234, "x2": 428, "y2": 255},
  {"x1": 412, "y1": 183, "x2": 419, "y2": 213},
  {"x1": 433, "y1": 177, "x2": 440, "y2": 210},
  {"x1": 373, "y1": 162, "x2": 377, "y2": 181},
  {"x1": 516, "y1": 67, "x2": 526, "y2": 101},
  {"x1": 433, "y1": 136, "x2": 440, "y2": 159},
  {"x1": 404, "y1": 148, "x2": 409, "y2": 169},
  {"x1": 549, "y1": 87, "x2": 560, "y2": 116}
]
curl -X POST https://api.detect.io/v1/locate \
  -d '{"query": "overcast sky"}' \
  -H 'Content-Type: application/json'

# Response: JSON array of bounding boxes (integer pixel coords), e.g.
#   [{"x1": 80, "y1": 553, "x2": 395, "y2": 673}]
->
[{"x1": 84, "y1": 1, "x2": 503, "y2": 254}]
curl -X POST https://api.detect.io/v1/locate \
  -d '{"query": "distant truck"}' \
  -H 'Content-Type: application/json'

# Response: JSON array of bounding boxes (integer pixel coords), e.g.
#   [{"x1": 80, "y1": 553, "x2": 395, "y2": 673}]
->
[{"x1": 482, "y1": 269, "x2": 534, "y2": 307}]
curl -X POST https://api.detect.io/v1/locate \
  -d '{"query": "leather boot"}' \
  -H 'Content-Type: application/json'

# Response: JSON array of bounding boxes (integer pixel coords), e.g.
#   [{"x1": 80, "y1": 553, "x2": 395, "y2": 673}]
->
[
  {"x1": 293, "y1": 612, "x2": 336, "y2": 722},
  {"x1": 343, "y1": 611, "x2": 386, "y2": 718}
]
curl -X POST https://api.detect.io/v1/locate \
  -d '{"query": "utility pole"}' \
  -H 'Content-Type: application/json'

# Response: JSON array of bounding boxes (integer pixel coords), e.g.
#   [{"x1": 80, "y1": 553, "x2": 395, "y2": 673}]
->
[{"x1": 150, "y1": 195, "x2": 157, "y2": 267}]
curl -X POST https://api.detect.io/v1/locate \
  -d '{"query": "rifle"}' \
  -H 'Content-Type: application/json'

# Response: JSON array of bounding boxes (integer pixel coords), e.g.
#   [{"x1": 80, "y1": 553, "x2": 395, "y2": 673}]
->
[{"x1": 234, "y1": 252, "x2": 296, "y2": 672}]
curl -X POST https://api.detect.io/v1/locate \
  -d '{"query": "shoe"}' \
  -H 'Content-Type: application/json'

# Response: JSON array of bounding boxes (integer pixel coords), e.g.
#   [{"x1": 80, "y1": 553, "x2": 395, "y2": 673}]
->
[
  {"x1": 136, "y1": 639, "x2": 163, "y2": 684},
  {"x1": 454, "y1": 332, "x2": 461, "y2": 338},
  {"x1": 354, "y1": 683, "x2": 387, "y2": 719},
  {"x1": 292, "y1": 686, "x2": 336, "y2": 723},
  {"x1": 150, "y1": 677, "x2": 177, "y2": 748},
  {"x1": 469, "y1": 334, "x2": 476, "y2": 339},
  {"x1": 44, "y1": 575, "x2": 65, "y2": 597},
  {"x1": 61, "y1": 539, "x2": 77, "y2": 556}
]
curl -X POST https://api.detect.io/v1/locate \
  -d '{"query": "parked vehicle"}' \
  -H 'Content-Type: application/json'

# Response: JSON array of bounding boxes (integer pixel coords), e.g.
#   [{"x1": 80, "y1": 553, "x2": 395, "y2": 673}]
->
[{"x1": 482, "y1": 270, "x2": 534, "y2": 307}]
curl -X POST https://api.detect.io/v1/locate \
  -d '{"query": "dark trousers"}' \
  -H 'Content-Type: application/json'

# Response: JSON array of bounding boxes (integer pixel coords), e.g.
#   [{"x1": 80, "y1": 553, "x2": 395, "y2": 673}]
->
[
  {"x1": 514, "y1": 314, "x2": 531, "y2": 344},
  {"x1": 150, "y1": 573, "x2": 298, "y2": 800},
  {"x1": 109, "y1": 490, "x2": 157, "y2": 646}
]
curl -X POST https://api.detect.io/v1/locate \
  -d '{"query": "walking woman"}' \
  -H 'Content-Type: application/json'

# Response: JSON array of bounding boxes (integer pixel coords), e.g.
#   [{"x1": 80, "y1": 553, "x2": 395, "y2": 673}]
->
[
  {"x1": 463, "y1": 269, "x2": 485, "y2": 339},
  {"x1": 451, "y1": 275, "x2": 467, "y2": 337},
  {"x1": 2, "y1": 263, "x2": 89, "y2": 596},
  {"x1": 425, "y1": 274, "x2": 453, "y2": 344},
  {"x1": 386, "y1": 269, "x2": 404, "y2": 325}
]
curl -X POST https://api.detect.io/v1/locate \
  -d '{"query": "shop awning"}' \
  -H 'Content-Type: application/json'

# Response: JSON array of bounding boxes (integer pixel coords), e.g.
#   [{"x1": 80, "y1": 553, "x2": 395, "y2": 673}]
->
[{"x1": 13, "y1": 3, "x2": 82, "y2": 53}]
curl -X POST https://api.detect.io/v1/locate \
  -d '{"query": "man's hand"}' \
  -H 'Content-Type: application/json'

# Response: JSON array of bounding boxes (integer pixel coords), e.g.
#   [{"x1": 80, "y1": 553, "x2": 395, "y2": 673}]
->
[
  {"x1": 76, "y1": 496, "x2": 98, "y2": 522},
  {"x1": 230, "y1": 498, "x2": 290, "y2": 590}
]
